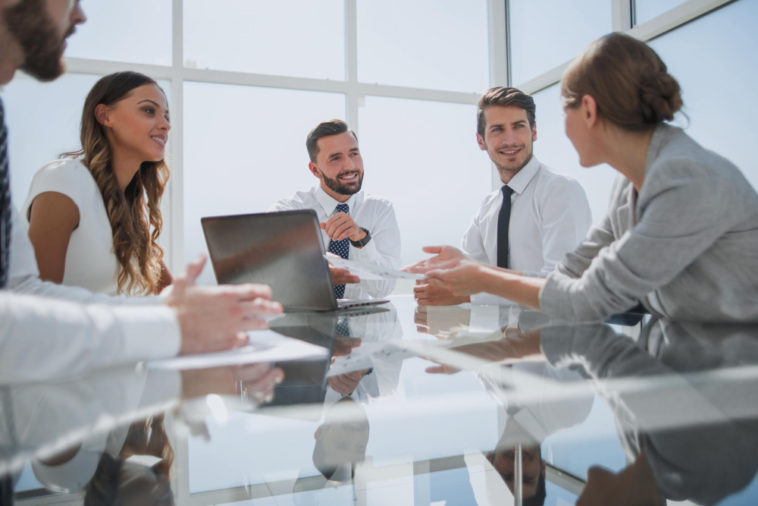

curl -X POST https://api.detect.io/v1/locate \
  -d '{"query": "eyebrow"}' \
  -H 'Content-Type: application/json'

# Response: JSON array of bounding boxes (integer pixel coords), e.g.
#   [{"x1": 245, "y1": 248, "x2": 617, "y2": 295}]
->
[{"x1": 137, "y1": 99, "x2": 165, "y2": 109}]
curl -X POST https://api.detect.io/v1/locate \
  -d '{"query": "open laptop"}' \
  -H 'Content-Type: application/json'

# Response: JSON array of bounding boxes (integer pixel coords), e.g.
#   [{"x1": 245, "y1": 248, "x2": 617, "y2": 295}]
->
[{"x1": 201, "y1": 210, "x2": 388, "y2": 312}]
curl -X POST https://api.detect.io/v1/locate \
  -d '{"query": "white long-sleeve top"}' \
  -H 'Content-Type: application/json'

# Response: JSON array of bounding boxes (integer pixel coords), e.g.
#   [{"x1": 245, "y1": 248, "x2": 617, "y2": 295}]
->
[
  {"x1": 1, "y1": 207, "x2": 180, "y2": 383},
  {"x1": 271, "y1": 187, "x2": 401, "y2": 299}
]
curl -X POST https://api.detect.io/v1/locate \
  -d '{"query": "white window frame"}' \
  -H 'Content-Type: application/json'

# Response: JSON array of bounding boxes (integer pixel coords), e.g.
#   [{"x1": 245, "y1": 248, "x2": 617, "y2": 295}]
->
[
  {"x1": 509, "y1": 0, "x2": 736, "y2": 94},
  {"x1": 62, "y1": 0, "x2": 504, "y2": 273}
]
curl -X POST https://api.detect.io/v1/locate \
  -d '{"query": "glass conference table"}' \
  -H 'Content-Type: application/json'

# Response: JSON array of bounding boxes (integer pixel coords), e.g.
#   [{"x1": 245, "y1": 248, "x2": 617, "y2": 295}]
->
[{"x1": 3, "y1": 295, "x2": 758, "y2": 505}]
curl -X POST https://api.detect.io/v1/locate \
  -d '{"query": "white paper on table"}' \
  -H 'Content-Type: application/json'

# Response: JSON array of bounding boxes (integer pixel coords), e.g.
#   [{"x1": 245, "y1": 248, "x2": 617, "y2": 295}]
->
[
  {"x1": 326, "y1": 341, "x2": 414, "y2": 377},
  {"x1": 147, "y1": 330, "x2": 328, "y2": 370},
  {"x1": 325, "y1": 255, "x2": 424, "y2": 280}
]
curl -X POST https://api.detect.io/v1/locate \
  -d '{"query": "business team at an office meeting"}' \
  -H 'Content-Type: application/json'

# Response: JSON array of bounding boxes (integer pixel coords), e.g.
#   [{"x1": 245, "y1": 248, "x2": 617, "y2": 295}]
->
[{"x1": 2, "y1": 0, "x2": 758, "y2": 383}]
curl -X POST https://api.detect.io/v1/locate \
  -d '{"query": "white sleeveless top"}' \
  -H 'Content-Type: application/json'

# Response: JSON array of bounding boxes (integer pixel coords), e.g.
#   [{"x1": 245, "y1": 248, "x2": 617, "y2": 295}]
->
[{"x1": 24, "y1": 158, "x2": 119, "y2": 295}]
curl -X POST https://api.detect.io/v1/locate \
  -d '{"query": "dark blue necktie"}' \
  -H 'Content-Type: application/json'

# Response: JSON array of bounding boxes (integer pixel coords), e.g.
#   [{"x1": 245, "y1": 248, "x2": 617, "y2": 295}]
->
[
  {"x1": 328, "y1": 203, "x2": 350, "y2": 299},
  {"x1": 0, "y1": 99, "x2": 11, "y2": 289},
  {"x1": 496, "y1": 185, "x2": 514, "y2": 268}
]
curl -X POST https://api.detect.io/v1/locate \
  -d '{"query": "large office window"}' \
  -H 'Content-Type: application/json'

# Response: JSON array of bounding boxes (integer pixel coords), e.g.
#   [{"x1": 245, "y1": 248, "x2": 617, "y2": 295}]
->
[
  {"x1": 183, "y1": 0, "x2": 345, "y2": 79},
  {"x1": 508, "y1": 0, "x2": 611, "y2": 86},
  {"x1": 183, "y1": 83, "x2": 345, "y2": 285},
  {"x1": 634, "y1": 0, "x2": 689, "y2": 25},
  {"x1": 357, "y1": 0, "x2": 489, "y2": 92},
  {"x1": 3, "y1": 74, "x2": 99, "y2": 208},
  {"x1": 3, "y1": 1, "x2": 492, "y2": 286},
  {"x1": 359, "y1": 96, "x2": 489, "y2": 267},
  {"x1": 65, "y1": 0, "x2": 172, "y2": 65},
  {"x1": 4, "y1": 0, "x2": 752, "y2": 287},
  {"x1": 512, "y1": 0, "x2": 756, "y2": 227},
  {"x1": 649, "y1": 0, "x2": 758, "y2": 191}
]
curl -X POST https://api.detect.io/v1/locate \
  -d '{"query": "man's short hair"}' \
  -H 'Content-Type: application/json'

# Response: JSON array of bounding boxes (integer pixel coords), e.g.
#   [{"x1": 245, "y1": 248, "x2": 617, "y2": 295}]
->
[
  {"x1": 306, "y1": 119, "x2": 358, "y2": 162},
  {"x1": 477, "y1": 86, "x2": 536, "y2": 137}
]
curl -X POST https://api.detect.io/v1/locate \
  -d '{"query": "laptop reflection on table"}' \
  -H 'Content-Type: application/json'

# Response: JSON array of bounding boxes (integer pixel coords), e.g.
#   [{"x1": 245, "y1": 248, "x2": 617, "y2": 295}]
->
[{"x1": 201, "y1": 209, "x2": 388, "y2": 312}]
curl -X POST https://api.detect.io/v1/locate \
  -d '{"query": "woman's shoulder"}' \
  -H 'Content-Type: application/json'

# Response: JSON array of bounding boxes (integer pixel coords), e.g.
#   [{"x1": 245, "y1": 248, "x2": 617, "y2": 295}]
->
[
  {"x1": 650, "y1": 125, "x2": 738, "y2": 174},
  {"x1": 26, "y1": 158, "x2": 97, "y2": 211},
  {"x1": 644, "y1": 125, "x2": 758, "y2": 215},
  {"x1": 33, "y1": 157, "x2": 93, "y2": 185},
  {"x1": 648, "y1": 125, "x2": 748, "y2": 188}
]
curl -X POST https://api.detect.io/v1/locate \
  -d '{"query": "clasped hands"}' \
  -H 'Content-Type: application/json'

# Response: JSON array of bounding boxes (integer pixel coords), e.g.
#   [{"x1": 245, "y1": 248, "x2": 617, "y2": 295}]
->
[{"x1": 321, "y1": 211, "x2": 364, "y2": 286}]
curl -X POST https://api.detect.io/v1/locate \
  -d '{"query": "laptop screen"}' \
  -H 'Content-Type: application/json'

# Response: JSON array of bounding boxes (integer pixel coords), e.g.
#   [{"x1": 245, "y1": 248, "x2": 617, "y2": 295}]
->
[{"x1": 201, "y1": 210, "x2": 337, "y2": 311}]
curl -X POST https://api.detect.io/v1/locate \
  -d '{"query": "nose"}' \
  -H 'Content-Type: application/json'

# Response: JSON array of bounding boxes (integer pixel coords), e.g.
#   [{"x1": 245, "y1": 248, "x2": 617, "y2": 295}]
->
[
  {"x1": 159, "y1": 115, "x2": 171, "y2": 132},
  {"x1": 503, "y1": 128, "x2": 517, "y2": 145},
  {"x1": 72, "y1": 1, "x2": 87, "y2": 25}
]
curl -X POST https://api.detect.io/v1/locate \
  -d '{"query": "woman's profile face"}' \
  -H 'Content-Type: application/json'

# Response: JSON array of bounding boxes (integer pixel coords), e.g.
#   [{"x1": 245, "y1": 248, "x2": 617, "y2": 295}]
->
[
  {"x1": 563, "y1": 97, "x2": 600, "y2": 168},
  {"x1": 100, "y1": 83, "x2": 170, "y2": 164}
]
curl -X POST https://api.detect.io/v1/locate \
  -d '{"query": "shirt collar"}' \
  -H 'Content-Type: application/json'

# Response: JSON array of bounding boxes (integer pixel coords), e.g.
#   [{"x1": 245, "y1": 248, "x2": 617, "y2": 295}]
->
[
  {"x1": 503, "y1": 155, "x2": 541, "y2": 195},
  {"x1": 314, "y1": 185, "x2": 363, "y2": 215}
]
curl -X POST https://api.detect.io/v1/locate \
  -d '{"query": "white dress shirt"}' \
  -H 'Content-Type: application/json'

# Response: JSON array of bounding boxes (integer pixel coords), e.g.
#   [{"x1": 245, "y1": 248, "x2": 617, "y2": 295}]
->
[
  {"x1": 461, "y1": 156, "x2": 590, "y2": 303},
  {"x1": 1, "y1": 206, "x2": 180, "y2": 382},
  {"x1": 272, "y1": 187, "x2": 401, "y2": 299}
]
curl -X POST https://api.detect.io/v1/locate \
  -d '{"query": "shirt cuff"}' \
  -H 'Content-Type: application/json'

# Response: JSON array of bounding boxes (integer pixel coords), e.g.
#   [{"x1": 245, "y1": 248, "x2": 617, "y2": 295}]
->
[
  {"x1": 113, "y1": 305, "x2": 181, "y2": 362},
  {"x1": 349, "y1": 238, "x2": 381, "y2": 263}
]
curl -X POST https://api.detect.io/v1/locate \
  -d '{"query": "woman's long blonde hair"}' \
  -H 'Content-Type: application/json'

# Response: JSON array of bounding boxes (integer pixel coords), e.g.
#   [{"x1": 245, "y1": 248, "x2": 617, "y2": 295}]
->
[{"x1": 69, "y1": 71, "x2": 169, "y2": 295}]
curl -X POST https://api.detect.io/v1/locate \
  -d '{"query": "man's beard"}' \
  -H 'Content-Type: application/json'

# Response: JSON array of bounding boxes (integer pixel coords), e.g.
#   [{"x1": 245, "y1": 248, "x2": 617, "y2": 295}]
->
[
  {"x1": 321, "y1": 170, "x2": 363, "y2": 196},
  {"x1": 5, "y1": 0, "x2": 71, "y2": 81}
]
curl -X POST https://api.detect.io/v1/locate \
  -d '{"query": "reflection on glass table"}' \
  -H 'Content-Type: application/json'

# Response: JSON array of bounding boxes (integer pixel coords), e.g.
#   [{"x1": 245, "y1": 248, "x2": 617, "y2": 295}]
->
[{"x1": 4, "y1": 296, "x2": 758, "y2": 505}]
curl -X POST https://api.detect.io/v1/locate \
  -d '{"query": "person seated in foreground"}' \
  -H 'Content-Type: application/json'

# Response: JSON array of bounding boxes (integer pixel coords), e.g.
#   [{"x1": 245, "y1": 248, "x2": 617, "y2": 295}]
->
[
  {"x1": 0, "y1": 0, "x2": 281, "y2": 383},
  {"x1": 271, "y1": 119, "x2": 401, "y2": 300},
  {"x1": 407, "y1": 32, "x2": 758, "y2": 323}
]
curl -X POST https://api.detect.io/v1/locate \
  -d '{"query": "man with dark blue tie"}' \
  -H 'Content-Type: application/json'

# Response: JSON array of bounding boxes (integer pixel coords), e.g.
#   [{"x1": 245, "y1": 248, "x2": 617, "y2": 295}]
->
[{"x1": 272, "y1": 120, "x2": 401, "y2": 300}]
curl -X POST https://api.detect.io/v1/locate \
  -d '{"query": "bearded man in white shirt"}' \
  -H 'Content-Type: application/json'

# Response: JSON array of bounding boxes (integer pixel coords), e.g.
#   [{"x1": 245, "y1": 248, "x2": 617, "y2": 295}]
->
[
  {"x1": 272, "y1": 120, "x2": 401, "y2": 300},
  {"x1": 415, "y1": 87, "x2": 591, "y2": 305}
]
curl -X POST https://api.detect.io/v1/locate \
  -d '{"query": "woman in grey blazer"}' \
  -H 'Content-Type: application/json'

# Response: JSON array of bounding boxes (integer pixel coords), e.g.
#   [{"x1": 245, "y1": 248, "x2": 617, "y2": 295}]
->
[{"x1": 410, "y1": 32, "x2": 758, "y2": 323}]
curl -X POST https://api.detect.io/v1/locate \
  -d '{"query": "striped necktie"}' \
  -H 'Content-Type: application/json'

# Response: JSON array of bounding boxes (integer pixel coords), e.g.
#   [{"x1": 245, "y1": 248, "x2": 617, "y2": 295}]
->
[{"x1": 0, "y1": 99, "x2": 12, "y2": 289}]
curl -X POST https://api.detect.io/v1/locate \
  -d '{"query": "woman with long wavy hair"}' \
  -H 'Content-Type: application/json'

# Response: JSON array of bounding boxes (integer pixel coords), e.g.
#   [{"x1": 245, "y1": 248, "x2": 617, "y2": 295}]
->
[{"x1": 25, "y1": 71, "x2": 172, "y2": 295}]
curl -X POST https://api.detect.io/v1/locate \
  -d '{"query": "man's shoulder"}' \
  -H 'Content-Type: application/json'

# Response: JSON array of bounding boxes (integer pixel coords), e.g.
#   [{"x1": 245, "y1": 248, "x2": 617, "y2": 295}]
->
[
  {"x1": 534, "y1": 162, "x2": 584, "y2": 193},
  {"x1": 272, "y1": 188, "x2": 317, "y2": 210},
  {"x1": 360, "y1": 192, "x2": 395, "y2": 210}
]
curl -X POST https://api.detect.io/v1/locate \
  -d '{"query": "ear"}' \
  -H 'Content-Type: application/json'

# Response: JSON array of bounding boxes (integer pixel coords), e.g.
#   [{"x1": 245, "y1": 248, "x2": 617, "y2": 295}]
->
[
  {"x1": 581, "y1": 94, "x2": 598, "y2": 128},
  {"x1": 308, "y1": 162, "x2": 321, "y2": 179},
  {"x1": 531, "y1": 121, "x2": 538, "y2": 143},
  {"x1": 476, "y1": 133, "x2": 486, "y2": 151},
  {"x1": 94, "y1": 103, "x2": 112, "y2": 127}
]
